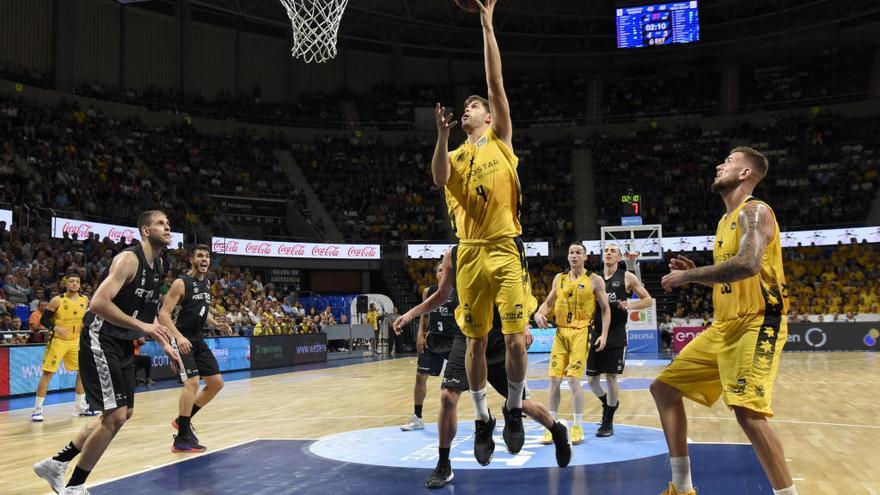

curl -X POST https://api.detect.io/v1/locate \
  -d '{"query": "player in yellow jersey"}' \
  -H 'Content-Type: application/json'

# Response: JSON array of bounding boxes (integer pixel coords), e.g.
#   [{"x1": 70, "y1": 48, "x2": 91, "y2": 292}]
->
[
  {"x1": 653, "y1": 147, "x2": 796, "y2": 495},
  {"x1": 534, "y1": 242, "x2": 611, "y2": 445},
  {"x1": 431, "y1": 0, "x2": 532, "y2": 463},
  {"x1": 32, "y1": 275, "x2": 98, "y2": 422}
]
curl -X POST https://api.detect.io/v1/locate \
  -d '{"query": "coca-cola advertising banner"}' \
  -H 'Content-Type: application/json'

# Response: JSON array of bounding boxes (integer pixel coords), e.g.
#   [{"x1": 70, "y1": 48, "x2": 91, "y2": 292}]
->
[
  {"x1": 52, "y1": 217, "x2": 184, "y2": 248},
  {"x1": 0, "y1": 209, "x2": 11, "y2": 227},
  {"x1": 211, "y1": 237, "x2": 381, "y2": 260}
]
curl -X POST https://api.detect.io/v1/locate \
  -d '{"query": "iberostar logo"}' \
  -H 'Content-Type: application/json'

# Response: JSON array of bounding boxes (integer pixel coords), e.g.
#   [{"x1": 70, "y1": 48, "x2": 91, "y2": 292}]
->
[{"x1": 864, "y1": 328, "x2": 879, "y2": 347}]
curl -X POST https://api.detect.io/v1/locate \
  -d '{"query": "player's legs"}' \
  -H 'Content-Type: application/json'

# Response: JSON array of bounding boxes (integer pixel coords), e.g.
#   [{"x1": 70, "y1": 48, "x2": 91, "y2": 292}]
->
[
  {"x1": 547, "y1": 377, "x2": 563, "y2": 418},
  {"x1": 503, "y1": 332, "x2": 527, "y2": 409},
  {"x1": 650, "y1": 379, "x2": 689, "y2": 457},
  {"x1": 438, "y1": 388, "x2": 461, "y2": 448},
  {"x1": 33, "y1": 416, "x2": 100, "y2": 492},
  {"x1": 733, "y1": 407, "x2": 794, "y2": 491},
  {"x1": 413, "y1": 372, "x2": 428, "y2": 413},
  {"x1": 465, "y1": 335, "x2": 489, "y2": 419},
  {"x1": 194, "y1": 373, "x2": 224, "y2": 408}
]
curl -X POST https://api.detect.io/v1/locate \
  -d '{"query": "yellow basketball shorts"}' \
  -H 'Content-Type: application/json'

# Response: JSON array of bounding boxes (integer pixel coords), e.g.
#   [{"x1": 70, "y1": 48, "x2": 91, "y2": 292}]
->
[
  {"x1": 453, "y1": 237, "x2": 536, "y2": 338},
  {"x1": 42, "y1": 337, "x2": 80, "y2": 373},
  {"x1": 548, "y1": 325, "x2": 590, "y2": 378},
  {"x1": 656, "y1": 312, "x2": 787, "y2": 416}
]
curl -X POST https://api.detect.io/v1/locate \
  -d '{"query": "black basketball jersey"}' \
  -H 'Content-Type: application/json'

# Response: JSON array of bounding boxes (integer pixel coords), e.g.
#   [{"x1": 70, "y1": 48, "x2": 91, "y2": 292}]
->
[
  {"x1": 175, "y1": 273, "x2": 212, "y2": 339},
  {"x1": 593, "y1": 267, "x2": 630, "y2": 348},
  {"x1": 83, "y1": 243, "x2": 163, "y2": 341},
  {"x1": 426, "y1": 285, "x2": 458, "y2": 338}
]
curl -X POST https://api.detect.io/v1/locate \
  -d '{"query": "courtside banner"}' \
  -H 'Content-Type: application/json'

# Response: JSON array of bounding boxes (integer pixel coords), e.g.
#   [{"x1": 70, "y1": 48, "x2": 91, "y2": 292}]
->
[
  {"x1": 785, "y1": 323, "x2": 880, "y2": 352},
  {"x1": 528, "y1": 327, "x2": 556, "y2": 353},
  {"x1": 139, "y1": 337, "x2": 251, "y2": 380},
  {"x1": 213, "y1": 237, "x2": 380, "y2": 260},
  {"x1": 250, "y1": 334, "x2": 328, "y2": 369},
  {"x1": 0, "y1": 208, "x2": 11, "y2": 227},
  {"x1": 407, "y1": 241, "x2": 550, "y2": 259},
  {"x1": 8, "y1": 345, "x2": 77, "y2": 396},
  {"x1": 0, "y1": 347, "x2": 9, "y2": 397},
  {"x1": 673, "y1": 326, "x2": 707, "y2": 353},
  {"x1": 52, "y1": 216, "x2": 184, "y2": 249}
]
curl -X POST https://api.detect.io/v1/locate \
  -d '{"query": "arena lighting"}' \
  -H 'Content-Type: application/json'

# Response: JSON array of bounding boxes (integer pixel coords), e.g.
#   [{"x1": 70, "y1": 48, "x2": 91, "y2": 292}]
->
[
  {"x1": 582, "y1": 225, "x2": 880, "y2": 255},
  {"x1": 211, "y1": 236, "x2": 381, "y2": 260}
]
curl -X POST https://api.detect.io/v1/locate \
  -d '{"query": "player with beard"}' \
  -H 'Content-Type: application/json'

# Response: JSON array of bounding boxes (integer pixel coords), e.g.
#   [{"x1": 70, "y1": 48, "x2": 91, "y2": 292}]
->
[
  {"x1": 159, "y1": 244, "x2": 232, "y2": 453},
  {"x1": 653, "y1": 147, "x2": 796, "y2": 495},
  {"x1": 33, "y1": 211, "x2": 181, "y2": 495},
  {"x1": 395, "y1": 249, "x2": 571, "y2": 488}
]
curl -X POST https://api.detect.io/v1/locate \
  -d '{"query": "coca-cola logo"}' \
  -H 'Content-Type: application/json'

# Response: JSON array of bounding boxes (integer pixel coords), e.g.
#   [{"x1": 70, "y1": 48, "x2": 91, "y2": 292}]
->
[
  {"x1": 62, "y1": 222, "x2": 92, "y2": 239},
  {"x1": 212, "y1": 240, "x2": 239, "y2": 253},
  {"x1": 278, "y1": 244, "x2": 306, "y2": 256},
  {"x1": 347, "y1": 246, "x2": 378, "y2": 258},
  {"x1": 246, "y1": 242, "x2": 271, "y2": 255},
  {"x1": 311, "y1": 245, "x2": 340, "y2": 257},
  {"x1": 108, "y1": 227, "x2": 136, "y2": 244}
]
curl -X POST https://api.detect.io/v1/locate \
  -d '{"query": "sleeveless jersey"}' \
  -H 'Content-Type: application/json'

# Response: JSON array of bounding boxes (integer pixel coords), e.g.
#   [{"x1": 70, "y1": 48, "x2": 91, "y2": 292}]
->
[
  {"x1": 444, "y1": 127, "x2": 522, "y2": 241},
  {"x1": 593, "y1": 267, "x2": 630, "y2": 348},
  {"x1": 53, "y1": 294, "x2": 89, "y2": 341},
  {"x1": 426, "y1": 285, "x2": 458, "y2": 339},
  {"x1": 552, "y1": 271, "x2": 595, "y2": 330},
  {"x1": 712, "y1": 196, "x2": 789, "y2": 321},
  {"x1": 83, "y1": 243, "x2": 163, "y2": 341},
  {"x1": 175, "y1": 273, "x2": 212, "y2": 339}
]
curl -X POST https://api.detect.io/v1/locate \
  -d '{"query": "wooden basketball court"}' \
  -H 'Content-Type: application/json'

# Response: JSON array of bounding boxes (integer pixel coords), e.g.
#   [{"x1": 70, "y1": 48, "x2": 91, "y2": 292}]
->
[{"x1": 2, "y1": 352, "x2": 877, "y2": 494}]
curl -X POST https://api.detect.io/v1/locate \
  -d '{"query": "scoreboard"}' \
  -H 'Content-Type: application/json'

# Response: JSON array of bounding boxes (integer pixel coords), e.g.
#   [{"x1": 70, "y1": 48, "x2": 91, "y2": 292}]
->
[{"x1": 616, "y1": 1, "x2": 700, "y2": 48}]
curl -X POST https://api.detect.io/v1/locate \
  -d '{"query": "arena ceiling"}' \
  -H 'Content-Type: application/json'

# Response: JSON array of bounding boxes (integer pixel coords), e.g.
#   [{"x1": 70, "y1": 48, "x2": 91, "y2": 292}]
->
[{"x1": 179, "y1": 0, "x2": 880, "y2": 56}]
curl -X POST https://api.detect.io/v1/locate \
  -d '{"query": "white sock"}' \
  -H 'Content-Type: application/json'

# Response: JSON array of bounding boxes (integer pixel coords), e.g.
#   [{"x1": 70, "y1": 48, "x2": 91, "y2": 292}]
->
[
  {"x1": 470, "y1": 387, "x2": 490, "y2": 422},
  {"x1": 75, "y1": 394, "x2": 85, "y2": 407},
  {"x1": 670, "y1": 456, "x2": 693, "y2": 493},
  {"x1": 35, "y1": 396, "x2": 45, "y2": 410},
  {"x1": 550, "y1": 410, "x2": 557, "y2": 420},
  {"x1": 573, "y1": 413, "x2": 582, "y2": 425},
  {"x1": 773, "y1": 486, "x2": 798, "y2": 495},
  {"x1": 506, "y1": 379, "x2": 525, "y2": 410}
]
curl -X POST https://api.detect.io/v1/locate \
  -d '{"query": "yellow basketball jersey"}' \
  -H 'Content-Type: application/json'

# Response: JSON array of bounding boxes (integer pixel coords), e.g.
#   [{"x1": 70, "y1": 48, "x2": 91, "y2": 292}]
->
[
  {"x1": 444, "y1": 127, "x2": 522, "y2": 241},
  {"x1": 712, "y1": 197, "x2": 789, "y2": 321},
  {"x1": 552, "y1": 271, "x2": 596, "y2": 329},
  {"x1": 54, "y1": 294, "x2": 89, "y2": 340}
]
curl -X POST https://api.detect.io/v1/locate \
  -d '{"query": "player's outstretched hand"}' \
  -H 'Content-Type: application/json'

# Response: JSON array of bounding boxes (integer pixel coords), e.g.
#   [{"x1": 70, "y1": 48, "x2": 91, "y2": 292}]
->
[
  {"x1": 669, "y1": 255, "x2": 696, "y2": 271},
  {"x1": 661, "y1": 270, "x2": 689, "y2": 292},
  {"x1": 534, "y1": 312, "x2": 550, "y2": 328},
  {"x1": 474, "y1": 0, "x2": 497, "y2": 26},
  {"x1": 393, "y1": 312, "x2": 411, "y2": 335},
  {"x1": 435, "y1": 103, "x2": 458, "y2": 138}
]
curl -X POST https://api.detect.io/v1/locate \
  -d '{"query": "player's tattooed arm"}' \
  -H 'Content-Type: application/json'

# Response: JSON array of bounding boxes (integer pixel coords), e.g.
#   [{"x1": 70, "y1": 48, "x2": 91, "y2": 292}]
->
[{"x1": 684, "y1": 202, "x2": 774, "y2": 285}]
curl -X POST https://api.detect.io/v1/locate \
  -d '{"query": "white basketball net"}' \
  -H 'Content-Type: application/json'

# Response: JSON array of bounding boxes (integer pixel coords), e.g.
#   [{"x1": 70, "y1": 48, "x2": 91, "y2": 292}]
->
[{"x1": 279, "y1": 0, "x2": 349, "y2": 63}]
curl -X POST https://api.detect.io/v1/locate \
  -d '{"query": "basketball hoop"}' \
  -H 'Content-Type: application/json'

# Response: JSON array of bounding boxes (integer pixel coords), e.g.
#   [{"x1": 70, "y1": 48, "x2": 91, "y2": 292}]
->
[
  {"x1": 623, "y1": 251, "x2": 640, "y2": 273},
  {"x1": 279, "y1": 0, "x2": 349, "y2": 63}
]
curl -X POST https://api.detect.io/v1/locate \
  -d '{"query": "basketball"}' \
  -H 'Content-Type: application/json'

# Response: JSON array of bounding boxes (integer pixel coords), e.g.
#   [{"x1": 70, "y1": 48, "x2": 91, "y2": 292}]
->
[{"x1": 454, "y1": 0, "x2": 480, "y2": 13}]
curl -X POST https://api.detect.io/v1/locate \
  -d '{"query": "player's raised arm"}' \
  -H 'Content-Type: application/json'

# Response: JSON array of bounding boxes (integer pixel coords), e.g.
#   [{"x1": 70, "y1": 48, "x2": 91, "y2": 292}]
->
[
  {"x1": 394, "y1": 252, "x2": 454, "y2": 332},
  {"x1": 432, "y1": 103, "x2": 458, "y2": 186},
  {"x1": 475, "y1": 0, "x2": 512, "y2": 148},
  {"x1": 662, "y1": 202, "x2": 774, "y2": 290},
  {"x1": 534, "y1": 273, "x2": 561, "y2": 328}
]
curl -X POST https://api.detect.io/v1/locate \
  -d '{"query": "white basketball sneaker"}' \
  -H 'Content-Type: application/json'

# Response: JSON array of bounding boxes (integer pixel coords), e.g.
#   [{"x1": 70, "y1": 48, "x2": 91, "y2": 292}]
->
[
  {"x1": 400, "y1": 414, "x2": 425, "y2": 431},
  {"x1": 60, "y1": 485, "x2": 90, "y2": 495},
  {"x1": 33, "y1": 457, "x2": 68, "y2": 493},
  {"x1": 32, "y1": 408, "x2": 45, "y2": 422},
  {"x1": 73, "y1": 401, "x2": 98, "y2": 417}
]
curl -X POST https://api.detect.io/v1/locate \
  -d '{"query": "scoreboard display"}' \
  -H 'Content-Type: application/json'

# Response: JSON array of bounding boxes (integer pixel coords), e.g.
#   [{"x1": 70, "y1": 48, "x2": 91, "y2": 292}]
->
[{"x1": 616, "y1": 1, "x2": 700, "y2": 48}]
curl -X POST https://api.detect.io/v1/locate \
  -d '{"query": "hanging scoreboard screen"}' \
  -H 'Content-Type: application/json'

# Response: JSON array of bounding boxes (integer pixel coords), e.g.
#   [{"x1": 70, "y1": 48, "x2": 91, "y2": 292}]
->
[{"x1": 616, "y1": 1, "x2": 700, "y2": 48}]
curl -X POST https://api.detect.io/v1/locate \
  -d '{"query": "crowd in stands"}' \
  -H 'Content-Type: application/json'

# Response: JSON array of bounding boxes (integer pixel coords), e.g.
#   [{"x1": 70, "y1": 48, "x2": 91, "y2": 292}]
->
[
  {"x1": 656, "y1": 241, "x2": 880, "y2": 321},
  {"x1": 591, "y1": 113, "x2": 880, "y2": 234},
  {"x1": 0, "y1": 93, "x2": 308, "y2": 241},
  {"x1": 604, "y1": 66, "x2": 720, "y2": 118},
  {"x1": 0, "y1": 218, "x2": 356, "y2": 345}
]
